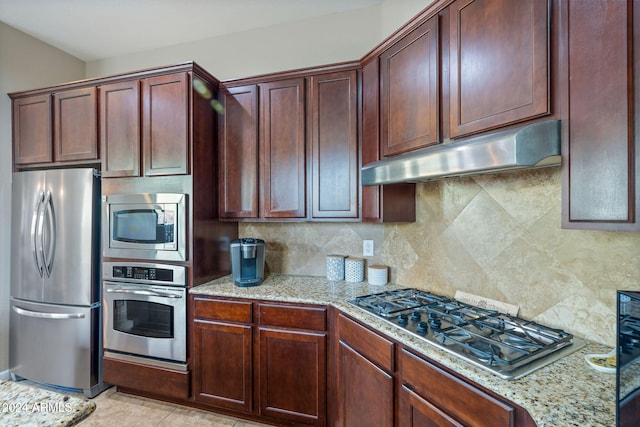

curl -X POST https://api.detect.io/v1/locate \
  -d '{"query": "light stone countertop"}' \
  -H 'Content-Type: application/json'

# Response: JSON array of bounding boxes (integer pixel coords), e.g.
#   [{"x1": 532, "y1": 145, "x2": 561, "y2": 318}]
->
[{"x1": 191, "y1": 274, "x2": 616, "y2": 427}]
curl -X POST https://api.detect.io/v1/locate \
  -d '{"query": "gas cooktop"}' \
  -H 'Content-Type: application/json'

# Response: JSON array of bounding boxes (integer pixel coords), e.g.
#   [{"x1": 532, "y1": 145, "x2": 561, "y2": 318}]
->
[{"x1": 349, "y1": 288, "x2": 585, "y2": 379}]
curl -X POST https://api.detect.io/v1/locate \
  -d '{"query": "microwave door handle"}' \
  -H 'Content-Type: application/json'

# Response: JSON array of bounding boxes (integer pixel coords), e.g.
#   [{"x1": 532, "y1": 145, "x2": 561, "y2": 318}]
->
[
  {"x1": 32, "y1": 191, "x2": 45, "y2": 277},
  {"x1": 12, "y1": 305, "x2": 86, "y2": 320},
  {"x1": 105, "y1": 288, "x2": 183, "y2": 299},
  {"x1": 42, "y1": 191, "x2": 56, "y2": 277}
]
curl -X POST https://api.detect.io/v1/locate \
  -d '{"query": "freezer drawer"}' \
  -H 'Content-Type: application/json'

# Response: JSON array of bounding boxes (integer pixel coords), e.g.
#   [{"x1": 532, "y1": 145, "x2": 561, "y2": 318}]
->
[{"x1": 9, "y1": 299, "x2": 101, "y2": 393}]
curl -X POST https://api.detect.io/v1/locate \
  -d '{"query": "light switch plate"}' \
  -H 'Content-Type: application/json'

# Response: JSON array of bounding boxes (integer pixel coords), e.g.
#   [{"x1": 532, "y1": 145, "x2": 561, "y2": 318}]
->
[{"x1": 363, "y1": 240, "x2": 374, "y2": 257}]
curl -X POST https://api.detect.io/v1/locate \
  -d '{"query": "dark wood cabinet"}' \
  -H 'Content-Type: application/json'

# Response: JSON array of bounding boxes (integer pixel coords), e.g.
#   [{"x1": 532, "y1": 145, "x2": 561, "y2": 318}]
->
[
  {"x1": 448, "y1": 0, "x2": 549, "y2": 138},
  {"x1": 561, "y1": 0, "x2": 640, "y2": 231},
  {"x1": 335, "y1": 313, "x2": 394, "y2": 427},
  {"x1": 221, "y1": 67, "x2": 364, "y2": 222},
  {"x1": 12, "y1": 94, "x2": 52, "y2": 165},
  {"x1": 361, "y1": 58, "x2": 416, "y2": 223},
  {"x1": 100, "y1": 80, "x2": 141, "y2": 177},
  {"x1": 259, "y1": 78, "x2": 307, "y2": 219},
  {"x1": 142, "y1": 72, "x2": 189, "y2": 176},
  {"x1": 192, "y1": 297, "x2": 327, "y2": 426},
  {"x1": 12, "y1": 87, "x2": 98, "y2": 168},
  {"x1": 380, "y1": 17, "x2": 439, "y2": 156},
  {"x1": 308, "y1": 70, "x2": 358, "y2": 219},
  {"x1": 192, "y1": 298, "x2": 253, "y2": 412},
  {"x1": 53, "y1": 87, "x2": 98, "y2": 163},
  {"x1": 398, "y1": 349, "x2": 516, "y2": 427},
  {"x1": 257, "y1": 302, "x2": 327, "y2": 426},
  {"x1": 219, "y1": 85, "x2": 259, "y2": 219}
]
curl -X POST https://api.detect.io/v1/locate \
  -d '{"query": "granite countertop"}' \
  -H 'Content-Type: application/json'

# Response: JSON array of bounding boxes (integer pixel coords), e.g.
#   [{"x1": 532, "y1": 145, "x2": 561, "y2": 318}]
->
[{"x1": 191, "y1": 274, "x2": 616, "y2": 427}]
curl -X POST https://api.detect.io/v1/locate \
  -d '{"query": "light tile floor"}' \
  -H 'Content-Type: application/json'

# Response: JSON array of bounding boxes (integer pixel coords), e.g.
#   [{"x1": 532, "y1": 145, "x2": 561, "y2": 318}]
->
[{"x1": 77, "y1": 387, "x2": 274, "y2": 427}]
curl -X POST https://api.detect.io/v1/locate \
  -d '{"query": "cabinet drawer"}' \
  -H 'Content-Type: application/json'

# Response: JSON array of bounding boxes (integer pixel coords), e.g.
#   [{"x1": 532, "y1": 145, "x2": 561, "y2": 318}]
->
[
  {"x1": 338, "y1": 313, "x2": 394, "y2": 372},
  {"x1": 193, "y1": 297, "x2": 253, "y2": 323},
  {"x1": 399, "y1": 349, "x2": 515, "y2": 427},
  {"x1": 258, "y1": 303, "x2": 327, "y2": 331}
]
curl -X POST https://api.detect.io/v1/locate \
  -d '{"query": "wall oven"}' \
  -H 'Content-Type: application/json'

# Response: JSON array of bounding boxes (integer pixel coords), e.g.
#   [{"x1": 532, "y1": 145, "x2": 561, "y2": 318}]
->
[
  {"x1": 103, "y1": 262, "x2": 187, "y2": 371},
  {"x1": 102, "y1": 193, "x2": 187, "y2": 262}
]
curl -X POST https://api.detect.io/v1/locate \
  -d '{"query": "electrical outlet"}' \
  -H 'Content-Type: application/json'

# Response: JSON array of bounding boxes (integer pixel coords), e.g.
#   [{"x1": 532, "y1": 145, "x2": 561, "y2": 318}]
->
[{"x1": 363, "y1": 240, "x2": 374, "y2": 257}]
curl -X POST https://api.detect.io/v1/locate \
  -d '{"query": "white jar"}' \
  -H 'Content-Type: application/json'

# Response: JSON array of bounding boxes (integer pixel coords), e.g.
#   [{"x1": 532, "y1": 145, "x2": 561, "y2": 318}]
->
[
  {"x1": 345, "y1": 257, "x2": 364, "y2": 283},
  {"x1": 367, "y1": 265, "x2": 388, "y2": 286}
]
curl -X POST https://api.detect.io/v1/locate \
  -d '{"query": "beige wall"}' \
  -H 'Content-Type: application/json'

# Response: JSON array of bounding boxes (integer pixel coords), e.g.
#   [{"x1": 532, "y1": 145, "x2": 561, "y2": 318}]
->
[
  {"x1": 0, "y1": 22, "x2": 85, "y2": 376},
  {"x1": 85, "y1": 0, "x2": 430, "y2": 80},
  {"x1": 241, "y1": 169, "x2": 640, "y2": 347}
]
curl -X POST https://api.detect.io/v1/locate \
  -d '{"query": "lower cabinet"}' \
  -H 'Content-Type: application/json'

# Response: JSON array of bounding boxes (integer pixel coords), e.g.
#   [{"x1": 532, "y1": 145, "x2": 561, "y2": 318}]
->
[
  {"x1": 336, "y1": 313, "x2": 395, "y2": 427},
  {"x1": 399, "y1": 349, "x2": 516, "y2": 427},
  {"x1": 192, "y1": 296, "x2": 327, "y2": 426}
]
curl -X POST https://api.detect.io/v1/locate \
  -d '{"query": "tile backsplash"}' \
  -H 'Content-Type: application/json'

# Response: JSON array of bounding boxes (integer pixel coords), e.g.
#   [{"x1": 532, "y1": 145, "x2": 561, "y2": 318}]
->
[{"x1": 240, "y1": 168, "x2": 640, "y2": 346}]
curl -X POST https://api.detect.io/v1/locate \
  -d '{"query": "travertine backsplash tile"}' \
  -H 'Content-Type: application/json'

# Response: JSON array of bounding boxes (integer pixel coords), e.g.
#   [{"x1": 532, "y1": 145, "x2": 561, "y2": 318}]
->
[{"x1": 239, "y1": 168, "x2": 640, "y2": 346}]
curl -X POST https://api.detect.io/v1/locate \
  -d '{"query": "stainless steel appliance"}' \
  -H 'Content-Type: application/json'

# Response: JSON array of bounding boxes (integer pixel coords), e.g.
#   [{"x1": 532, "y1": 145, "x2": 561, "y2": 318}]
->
[
  {"x1": 617, "y1": 291, "x2": 640, "y2": 427},
  {"x1": 349, "y1": 288, "x2": 585, "y2": 379},
  {"x1": 10, "y1": 168, "x2": 106, "y2": 397},
  {"x1": 230, "y1": 238, "x2": 265, "y2": 287},
  {"x1": 102, "y1": 193, "x2": 187, "y2": 262},
  {"x1": 103, "y1": 262, "x2": 187, "y2": 371}
]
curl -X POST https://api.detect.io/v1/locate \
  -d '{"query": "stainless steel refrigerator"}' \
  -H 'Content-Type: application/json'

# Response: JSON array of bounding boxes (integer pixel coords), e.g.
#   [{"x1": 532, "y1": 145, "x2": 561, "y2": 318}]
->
[{"x1": 10, "y1": 168, "x2": 107, "y2": 398}]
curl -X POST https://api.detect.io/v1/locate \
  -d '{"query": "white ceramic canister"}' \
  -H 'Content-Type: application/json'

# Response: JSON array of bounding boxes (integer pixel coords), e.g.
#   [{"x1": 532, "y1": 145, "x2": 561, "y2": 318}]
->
[
  {"x1": 344, "y1": 257, "x2": 364, "y2": 283},
  {"x1": 367, "y1": 265, "x2": 388, "y2": 286},
  {"x1": 326, "y1": 254, "x2": 346, "y2": 282}
]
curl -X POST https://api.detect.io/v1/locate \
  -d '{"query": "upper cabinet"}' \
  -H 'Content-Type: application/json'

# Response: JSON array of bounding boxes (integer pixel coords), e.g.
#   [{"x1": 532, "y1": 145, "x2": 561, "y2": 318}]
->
[
  {"x1": 561, "y1": 0, "x2": 639, "y2": 231},
  {"x1": 12, "y1": 94, "x2": 52, "y2": 165},
  {"x1": 11, "y1": 63, "x2": 216, "y2": 178},
  {"x1": 101, "y1": 72, "x2": 190, "y2": 178},
  {"x1": 13, "y1": 88, "x2": 98, "y2": 167},
  {"x1": 308, "y1": 70, "x2": 358, "y2": 219},
  {"x1": 219, "y1": 66, "x2": 362, "y2": 222},
  {"x1": 259, "y1": 78, "x2": 307, "y2": 219},
  {"x1": 100, "y1": 80, "x2": 141, "y2": 177},
  {"x1": 448, "y1": 0, "x2": 549, "y2": 138},
  {"x1": 380, "y1": 17, "x2": 439, "y2": 156},
  {"x1": 219, "y1": 85, "x2": 260, "y2": 219}
]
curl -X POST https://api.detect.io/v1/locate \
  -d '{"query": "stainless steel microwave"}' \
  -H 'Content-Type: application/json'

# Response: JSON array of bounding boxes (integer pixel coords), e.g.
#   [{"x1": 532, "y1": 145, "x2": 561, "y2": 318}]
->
[{"x1": 102, "y1": 193, "x2": 187, "y2": 261}]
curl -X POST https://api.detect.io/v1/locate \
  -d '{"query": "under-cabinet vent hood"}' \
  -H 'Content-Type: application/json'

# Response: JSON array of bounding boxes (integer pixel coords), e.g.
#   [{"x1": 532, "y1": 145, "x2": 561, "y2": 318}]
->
[{"x1": 362, "y1": 120, "x2": 561, "y2": 186}]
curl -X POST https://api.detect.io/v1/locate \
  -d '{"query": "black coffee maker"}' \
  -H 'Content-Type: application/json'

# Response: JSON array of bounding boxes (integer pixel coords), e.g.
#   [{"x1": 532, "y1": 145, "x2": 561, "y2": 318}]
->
[{"x1": 230, "y1": 238, "x2": 265, "y2": 287}]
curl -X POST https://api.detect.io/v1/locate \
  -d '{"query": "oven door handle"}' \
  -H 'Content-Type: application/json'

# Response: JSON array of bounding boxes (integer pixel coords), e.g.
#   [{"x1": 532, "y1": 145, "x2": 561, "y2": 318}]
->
[{"x1": 105, "y1": 288, "x2": 183, "y2": 299}]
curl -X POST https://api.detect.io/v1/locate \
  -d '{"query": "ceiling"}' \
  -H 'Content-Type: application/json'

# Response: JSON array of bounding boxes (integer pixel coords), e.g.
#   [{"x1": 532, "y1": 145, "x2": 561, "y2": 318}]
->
[{"x1": 0, "y1": 0, "x2": 383, "y2": 62}]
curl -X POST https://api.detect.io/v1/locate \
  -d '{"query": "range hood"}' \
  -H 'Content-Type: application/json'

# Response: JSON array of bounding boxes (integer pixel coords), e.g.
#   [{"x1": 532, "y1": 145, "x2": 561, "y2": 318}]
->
[{"x1": 362, "y1": 120, "x2": 561, "y2": 186}]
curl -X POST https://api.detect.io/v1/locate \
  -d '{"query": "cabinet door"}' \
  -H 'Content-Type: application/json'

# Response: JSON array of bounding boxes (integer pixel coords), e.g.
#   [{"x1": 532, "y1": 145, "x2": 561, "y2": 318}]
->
[
  {"x1": 362, "y1": 59, "x2": 416, "y2": 223},
  {"x1": 336, "y1": 341, "x2": 394, "y2": 427},
  {"x1": 219, "y1": 85, "x2": 259, "y2": 218},
  {"x1": 381, "y1": 17, "x2": 439, "y2": 156},
  {"x1": 259, "y1": 78, "x2": 306, "y2": 218},
  {"x1": 100, "y1": 80, "x2": 141, "y2": 177},
  {"x1": 193, "y1": 319, "x2": 253, "y2": 413},
  {"x1": 258, "y1": 327, "x2": 326, "y2": 426},
  {"x1": 449, "y1": 0, "x2": 549, "y2": 137},
  {"x1": 399, "y1": 385, "x2": 464, "y2": 427},
  {"x1": 142, "y1": 72, "x2": 189, "y2": 176},
  {"x1": 53, "y1": 87, "x2": 98, "y2": 162},
  {"x1": 399, "y1": 349, "x2": 514, "y2": 427},
  {"x1": 309, "y1": 70, "x2": 358, "y2": 219},
  {"x1": 562, "y1": 0, "x2": 639, "y2": 231},
  {"x1": 13, "y1": 94, "x2": 52, "y2": 165}
]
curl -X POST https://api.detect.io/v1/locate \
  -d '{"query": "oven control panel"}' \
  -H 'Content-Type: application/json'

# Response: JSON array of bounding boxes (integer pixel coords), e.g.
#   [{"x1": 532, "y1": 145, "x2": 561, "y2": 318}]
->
[
  {"x1": 112, "y1": 265, "x2": 174, "y2": 282},
  {"x1": 103, "y1": 262, "x2": 187, "y2": 286}
]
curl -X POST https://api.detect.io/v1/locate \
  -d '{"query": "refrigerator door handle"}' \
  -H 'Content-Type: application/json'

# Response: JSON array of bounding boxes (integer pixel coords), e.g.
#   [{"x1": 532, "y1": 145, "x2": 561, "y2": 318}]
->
[
  {"x1": 31, "y1": 191, "x2": 45, "y2": 277},
  {"x1": 42, "y1": 190, "x2": 56, "y2": 277},
  {"x1": 12, "y1": 305, "x2": 86, "y2": 320}
]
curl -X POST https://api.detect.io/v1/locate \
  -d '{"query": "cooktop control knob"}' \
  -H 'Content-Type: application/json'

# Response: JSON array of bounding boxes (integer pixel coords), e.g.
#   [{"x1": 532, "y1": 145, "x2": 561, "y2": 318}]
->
[
  {"x1": 416, "y1": 321, "x2": 429, "y2": 333},
  {"x1": 398, "y1": 313, "x2": 409, "y2": 325},
  {"x1": 411, "y1": 311, "x2": 422, "y2": 321}
]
